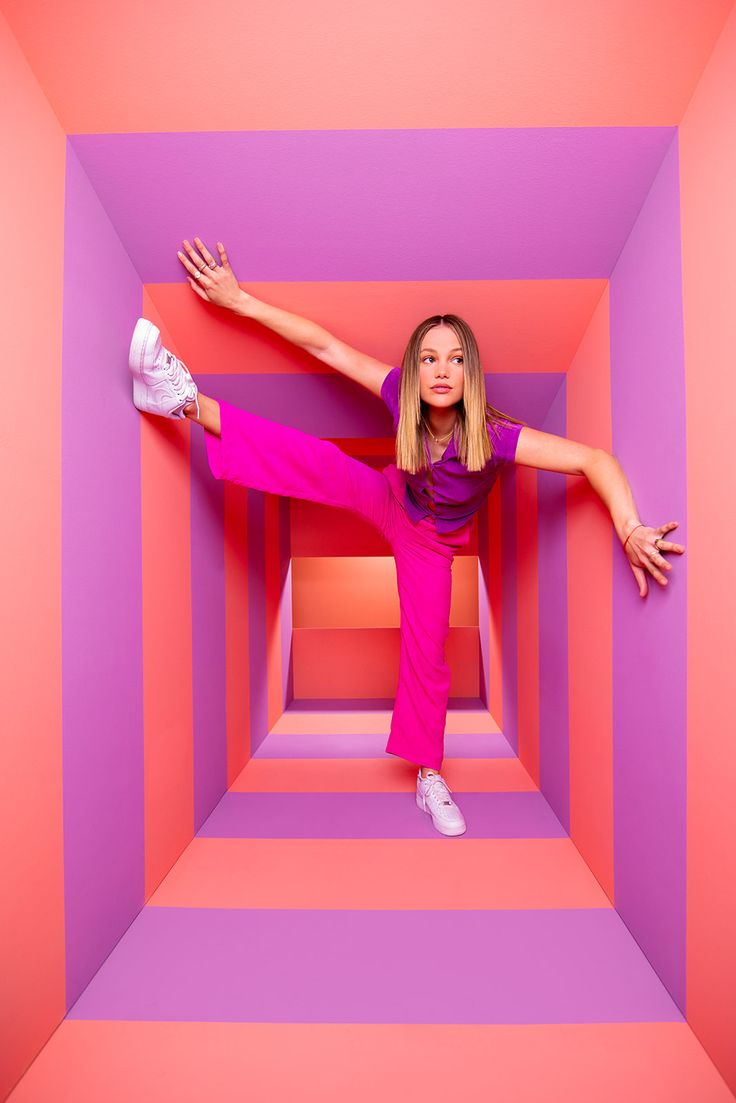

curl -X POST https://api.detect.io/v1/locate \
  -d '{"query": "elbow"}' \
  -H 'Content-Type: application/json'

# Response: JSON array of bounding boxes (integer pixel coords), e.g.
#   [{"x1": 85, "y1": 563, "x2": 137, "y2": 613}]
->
[{"x1": 582, "y1": 446, "x2": 611, "y2": 479}]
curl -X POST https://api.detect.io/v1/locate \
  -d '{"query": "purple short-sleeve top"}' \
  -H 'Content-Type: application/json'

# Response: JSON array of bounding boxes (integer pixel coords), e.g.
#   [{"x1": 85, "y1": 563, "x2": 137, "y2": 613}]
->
[{"x1": 380, "y1": 366, "x2": 522, "y2": 533}]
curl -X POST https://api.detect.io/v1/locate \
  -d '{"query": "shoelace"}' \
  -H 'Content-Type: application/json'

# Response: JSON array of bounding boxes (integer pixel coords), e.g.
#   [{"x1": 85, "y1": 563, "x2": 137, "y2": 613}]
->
[
  {"x1": 422, "y1": 773, "x2": 454, "y2": 811},
  {"x1": 162, "y1": 351, "x2": 188, "y2": 395},
  {"x1": 161, "y1": 350, "x2": 200, "y2": 419}
]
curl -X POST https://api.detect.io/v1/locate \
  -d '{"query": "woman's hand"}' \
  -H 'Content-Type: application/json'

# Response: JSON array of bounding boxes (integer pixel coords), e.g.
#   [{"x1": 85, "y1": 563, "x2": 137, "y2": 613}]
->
[
  {"x1": 176, "y1": 237, "x2": 249, "y2": 312},
  {"x1": 621, "y1": 520, "x2": 685, "y2": 598}
]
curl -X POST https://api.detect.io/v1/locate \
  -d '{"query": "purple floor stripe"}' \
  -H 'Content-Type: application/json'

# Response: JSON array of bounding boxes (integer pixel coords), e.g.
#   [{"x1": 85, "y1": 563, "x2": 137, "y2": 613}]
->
[
  {"x1": 197, "y1": 792, "x2": 564, "y2": 839},
  {"x1": 254, "y1": 732, "x2": 516, "y2": 759},
  {"x1": 67, "y1": 907, "x2": 683, "y2": 1025}
]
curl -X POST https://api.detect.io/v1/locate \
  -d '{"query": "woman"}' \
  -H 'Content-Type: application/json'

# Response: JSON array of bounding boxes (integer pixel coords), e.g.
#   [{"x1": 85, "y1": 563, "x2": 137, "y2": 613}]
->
[{"x1": 129, "y1": 237, "x2": 685, "y2": 838}]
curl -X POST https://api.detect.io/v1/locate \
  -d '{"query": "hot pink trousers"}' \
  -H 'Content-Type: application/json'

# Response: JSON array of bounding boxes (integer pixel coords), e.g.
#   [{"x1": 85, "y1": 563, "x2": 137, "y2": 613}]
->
[{"x1": 204, "y1": 397, "x2": 473, "y2": 771}]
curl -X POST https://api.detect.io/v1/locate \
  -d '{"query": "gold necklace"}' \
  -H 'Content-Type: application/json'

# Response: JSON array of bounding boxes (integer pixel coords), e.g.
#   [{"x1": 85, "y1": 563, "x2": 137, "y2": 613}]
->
[{"x1": 422, "y1": 415, "x2": 455, "y2": 444}]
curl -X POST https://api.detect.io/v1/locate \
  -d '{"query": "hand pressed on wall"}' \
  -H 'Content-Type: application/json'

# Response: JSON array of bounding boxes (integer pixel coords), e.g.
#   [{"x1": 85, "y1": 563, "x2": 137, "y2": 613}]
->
[
  {"x1": 621, "y1": 520, "x2": 685, "y2": 598},
  {"x1": 176, "y1": 237, "x2": 246, "y2": 312}
]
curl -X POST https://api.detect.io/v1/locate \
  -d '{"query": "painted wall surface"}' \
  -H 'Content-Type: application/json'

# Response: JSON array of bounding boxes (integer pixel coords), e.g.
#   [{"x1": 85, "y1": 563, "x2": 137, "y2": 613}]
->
[
  {"x1": 61, "y1": 146, "x2": 145, "y2": 1004},
  {"x1": 609, "y1": 133, "x2": 688, "y2": 1013},
  {"x1": 0, "y1": 12, "x2": 66, "y2": 1100},
  {"x1": 565, "y1": 287, "x2": 614, "y2": 901},
  {"x1": 679, "y1": 4, "x2": 736, "y2": 1091},
  {"x1": 2, "y1": 0, "x2": 731, "y2": 131},
  {"x1": 3, "y1": 1, "x2": 736, "y2": 1096},
  {"x1": 537, "y1": 381, "x2": 570, "y2": 830}
]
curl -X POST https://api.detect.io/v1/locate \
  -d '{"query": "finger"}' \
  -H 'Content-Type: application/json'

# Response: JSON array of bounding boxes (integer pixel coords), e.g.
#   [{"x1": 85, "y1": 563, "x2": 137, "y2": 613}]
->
[
  {"x1": 656, "y1": 541, "x2": 685, "y2": 554},
  {"x1": 217, "y1": 242, "x2": 231, "y2": 268},
  {"x1": 644, "y1": 556, "x2": 668, "y2": 585},
  {"x1": 178, "y1": 250, "x2": 212, "y2": 284},
  {"x1": 652, "y1": 547, "x2": 673, "y2": 570},
  {"x1": 182, "y1": 239, "x2": 210, "y2": 275},
  {"x1": 194, "y1": 237, "x2": 218, "y2": 270},
  {"x1": 177, "y1": 248, "x2": 199, "y2": 275},
  {"x1": 630, "y1": 561, "x2": 648, "y2": 598},
  {"x1": 187, "y1": 276, "x2": 209, "y2": 300}
]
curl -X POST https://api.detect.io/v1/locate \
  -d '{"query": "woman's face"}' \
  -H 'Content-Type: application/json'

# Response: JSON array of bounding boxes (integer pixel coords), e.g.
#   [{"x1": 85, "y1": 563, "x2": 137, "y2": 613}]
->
[{"x1": 418, "y1": 325, "x2": 465, "y2": 408}]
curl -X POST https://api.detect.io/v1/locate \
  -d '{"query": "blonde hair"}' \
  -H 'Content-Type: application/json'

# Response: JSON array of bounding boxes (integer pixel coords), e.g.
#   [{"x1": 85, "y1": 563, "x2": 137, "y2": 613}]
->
[{"x1": 395, "y1": 314, "x2": 525, "y2": 475}]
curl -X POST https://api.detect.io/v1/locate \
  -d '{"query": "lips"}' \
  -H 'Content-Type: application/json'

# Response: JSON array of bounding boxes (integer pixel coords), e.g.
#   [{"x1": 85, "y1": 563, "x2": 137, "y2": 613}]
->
[{"x1": 432, "y1": 386, "x2": 451, "y2": 393}]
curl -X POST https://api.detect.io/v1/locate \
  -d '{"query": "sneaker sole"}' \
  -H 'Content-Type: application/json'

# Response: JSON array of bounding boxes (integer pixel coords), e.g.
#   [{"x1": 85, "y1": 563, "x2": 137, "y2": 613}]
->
[
  {"x1": 416, "y1": 792, "x2": 467, "y2": 836},
  {"x1": 129, "y1": 318, "x2": 160, "y2": 381}
]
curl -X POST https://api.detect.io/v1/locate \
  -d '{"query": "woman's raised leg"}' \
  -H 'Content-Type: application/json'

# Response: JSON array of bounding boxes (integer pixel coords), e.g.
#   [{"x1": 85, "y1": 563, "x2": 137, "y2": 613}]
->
[
  {"x1": 189, "y1": 393, "x2": 394, "y2": 539},
  {"x1": 185, "y1": 393, "x2": 220, "y2": 436}
]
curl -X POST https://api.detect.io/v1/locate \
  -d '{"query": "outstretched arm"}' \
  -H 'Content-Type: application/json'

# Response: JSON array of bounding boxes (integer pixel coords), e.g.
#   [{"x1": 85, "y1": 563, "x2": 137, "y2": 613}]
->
[
  {"x1": 177, "y1": 237, "x2": 392, "y2": 397},
  {"x1": 514, "y1": 426, "x2": 685, "y2": 598}
]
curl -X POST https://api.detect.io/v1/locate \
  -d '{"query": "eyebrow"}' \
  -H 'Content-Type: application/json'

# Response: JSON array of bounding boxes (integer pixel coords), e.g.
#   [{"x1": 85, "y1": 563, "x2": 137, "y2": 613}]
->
[{"x1": 421, "y1": 347, "x2": 463, "y2": 354}]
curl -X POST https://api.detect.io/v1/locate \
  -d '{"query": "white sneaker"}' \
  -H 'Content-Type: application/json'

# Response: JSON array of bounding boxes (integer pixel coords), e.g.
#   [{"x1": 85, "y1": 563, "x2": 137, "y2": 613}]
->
[
  {"x1": 128, "y1": 318, "x2": 200, "y2": 420},
  {"x1": 416, "y1": 770, "x2": 467, "y2": 836}
]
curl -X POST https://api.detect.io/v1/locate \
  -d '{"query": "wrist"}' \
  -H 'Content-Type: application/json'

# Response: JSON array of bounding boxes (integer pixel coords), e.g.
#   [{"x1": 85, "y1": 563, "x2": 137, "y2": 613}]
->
[
  {"x1": 618, "y1": 517, "x2": 643, "y2": 545},
  {"x1": 231, "y1": 288, "x2": 256, "y2": 317}
]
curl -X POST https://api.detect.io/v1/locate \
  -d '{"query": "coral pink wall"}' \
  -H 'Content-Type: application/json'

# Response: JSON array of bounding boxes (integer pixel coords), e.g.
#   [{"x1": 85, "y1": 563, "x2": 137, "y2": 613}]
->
[
  {"x1": 679, "y1": 4, "x2": 736, "y2": 1092},
  {"x1": 566, "y1": 287, "x2": 614, "y2": 899},
  {"x1": 0, "y1": 13, "x2": 66, "y2": 1099}
]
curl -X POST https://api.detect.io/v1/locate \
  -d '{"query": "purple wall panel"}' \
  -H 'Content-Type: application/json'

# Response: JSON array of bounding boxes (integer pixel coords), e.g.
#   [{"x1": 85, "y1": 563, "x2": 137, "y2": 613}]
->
[
  {"x1": 62, "y1": 143, "x2": 144, "y2": 1005},
  {"x1": 537, "y1": 379, "x2": 570, "y2": 831},
  {"x1": 476, "y1": 499, "x2": 491, "y2": 711},
  {"x1": 190, "y1": 373, "x2": 558, "y2": 442},
  {"x1": 190, "y1": 427, "x2": 227, "y2": 831},
  {"x1": 70, "y1": 129, "x2": 675, "y2": 282},
  {"x1": 609, "y1": 132, "x2": 687, "y2": 1012},
  {"x1": 501, "y1": 468, "x2": 519, "y2": 754},
  {"x1": 279, "y1": 496, "x2": 294, "y2": 708}
]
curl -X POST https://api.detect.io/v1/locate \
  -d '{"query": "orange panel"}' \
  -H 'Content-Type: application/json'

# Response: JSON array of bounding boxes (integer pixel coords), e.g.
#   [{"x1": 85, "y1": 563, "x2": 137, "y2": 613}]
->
[
  {"x1": 140, "y1": 292, "x2": 195, "y2": 899},
  {"x1": 268, "y1": 708, "x2": 501, "y2": 736},
  {"x1": 149, "y1": 836, "x2": 610, "y2": 911},
  {"x1": 291, "y1": 498, "x2": 393, "y2": 557},
  {"x1": 291, "y1": 556, "x2": 478, "y2": 629},
  {"x1": 292, "y1": 627, "x2": 479, "y2": 698},
  {"x1": 223, "y1": 482, "x2": 251, "y2": 782},
  {"x1": 0, "y1": 16, "x2": 66, "y2": 1100},
  {"x1": 291, "y1": 498, "x2": 479, "y2": 557},
  {"x1": 4, "y1": 0, "x2": 732, "y2": 131},
  {"x1": 264, "y1": 494, "x2": 283, "y2": 731},
  {"x1": 679, "y1": 3, "x2": 736, "y2": 1092},
  {"x1": 148, "y1": 280, "x2": 604, "y2": 377},
  {"x1": 485, "y1": 483, "x2": 505, "y2": 723},
  {"x1": 9, "y1": 1021, "x2": 733, "y2": 1103},
  {"x1": 565, "y1": 284, "x2": 614, "y2": 904},
  {"x1": 292, "y1": 558, "x2": 399, "y2": 627},
  {"x1": 231, "y1": 757, "x2": 535, "y2": 793}
]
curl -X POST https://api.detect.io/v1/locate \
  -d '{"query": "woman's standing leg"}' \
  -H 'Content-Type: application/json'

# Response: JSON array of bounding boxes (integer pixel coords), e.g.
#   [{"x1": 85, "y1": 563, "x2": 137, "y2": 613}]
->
[
  {"x1": 386, "y1": 516, "x2": 472, "y2": 836},
  {"x1": 384, "y1": 522, "x2": 457, "y2": 772}
]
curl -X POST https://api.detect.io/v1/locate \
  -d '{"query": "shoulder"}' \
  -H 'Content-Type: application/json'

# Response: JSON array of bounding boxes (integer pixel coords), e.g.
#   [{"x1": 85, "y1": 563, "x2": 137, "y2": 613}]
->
[
  {"x1": 380, "y1": 366, "x2": 401, "y2": 404},
  {"x1": 488, "y1": 415, "x2": 524, "y2": 465},
  {"x1": 379, "y1": 366, "x2": 401, "y2": 428}
]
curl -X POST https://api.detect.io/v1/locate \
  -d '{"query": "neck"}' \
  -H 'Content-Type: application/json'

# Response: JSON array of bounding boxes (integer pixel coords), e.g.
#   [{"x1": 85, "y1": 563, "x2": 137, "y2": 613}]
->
[{"x1": 423, "y1": 405, "x2": 458, "y2": 439}]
